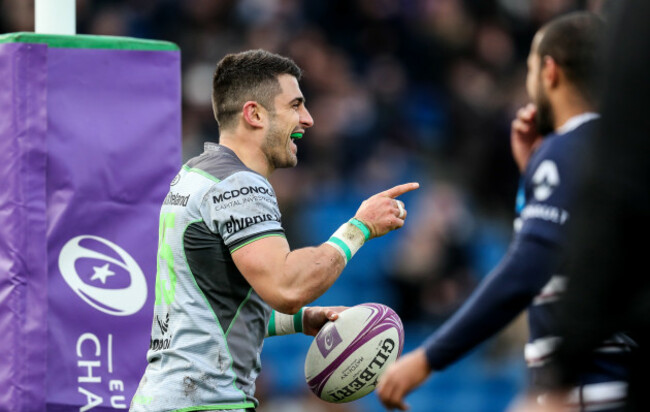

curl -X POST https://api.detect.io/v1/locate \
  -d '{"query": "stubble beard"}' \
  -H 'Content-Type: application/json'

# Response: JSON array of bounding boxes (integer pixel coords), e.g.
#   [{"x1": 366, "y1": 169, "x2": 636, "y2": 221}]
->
[
  {"x1": 263, "y1": 122, "x2": 297, "y2": 170},
  {"x1": 535, "y1": 84, "x2": 555, "y2": 136}
]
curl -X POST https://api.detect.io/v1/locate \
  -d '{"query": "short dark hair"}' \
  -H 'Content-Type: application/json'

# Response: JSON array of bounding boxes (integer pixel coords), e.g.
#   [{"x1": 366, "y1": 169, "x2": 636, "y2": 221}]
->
[
  {"x1": 211, "y1": 49, "x2": 303, "y2": 130},
  {"x1": 537, "y1": 12, "x2": 606, "y2": 104}
]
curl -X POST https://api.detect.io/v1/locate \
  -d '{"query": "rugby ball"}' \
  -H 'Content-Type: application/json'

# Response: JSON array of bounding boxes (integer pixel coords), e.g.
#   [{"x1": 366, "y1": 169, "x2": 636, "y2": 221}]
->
[{"x1": 304, "y1": 303, "x2": 404, "y2": 403}]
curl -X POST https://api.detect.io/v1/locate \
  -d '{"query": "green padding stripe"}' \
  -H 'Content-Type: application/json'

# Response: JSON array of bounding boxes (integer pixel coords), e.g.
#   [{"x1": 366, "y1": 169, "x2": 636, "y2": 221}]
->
[
  {"x1": 328, "y1": 236, "x2": 351, "y2": 262},
  {"x1": 349, "y1": 218, "x2": 371, "y2": 241},
  {"x1": 230, "y1": 233, "x2": 285, "y2": 253},
  {"x1": 293, "y1": 308, "x2": 303, "y2": 334},
  {"x1": 172, "y1": 402, "x2": 256, "y2": 411},
  {"x1": 268, "y1": 310, "x2": 277, "y2": 336},
  {"x1": 0, "y1": 32, "x2": 179, "y2": 51}
]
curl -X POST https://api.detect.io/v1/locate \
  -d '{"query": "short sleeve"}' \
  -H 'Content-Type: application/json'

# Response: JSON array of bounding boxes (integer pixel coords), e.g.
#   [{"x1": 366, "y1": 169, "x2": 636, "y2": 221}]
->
[{"x1": 200, "y1": 171, "x2": 284, "y2": 252}]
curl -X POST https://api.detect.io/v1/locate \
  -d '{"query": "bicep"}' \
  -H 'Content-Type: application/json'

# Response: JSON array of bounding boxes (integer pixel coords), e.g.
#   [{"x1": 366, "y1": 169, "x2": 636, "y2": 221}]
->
[{"x1": 231, "y1": 235, "x2": 291, "y2": 304}]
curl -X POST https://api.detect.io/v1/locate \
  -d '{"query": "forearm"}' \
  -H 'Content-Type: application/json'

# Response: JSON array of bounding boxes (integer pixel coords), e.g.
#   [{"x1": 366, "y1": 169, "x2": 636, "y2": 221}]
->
[
  {"x1": 424, "y1": 236, "x2": 556, "y2": 370},
  {"x1": 264, "y1": 219, "x2": 367, "y2": 313},
  {"x1": 277, "y1": 244, "x2": 346, "y2": 313},
  {"x1": 233, "y1": 182, "x2": 418, "y2": 314}
]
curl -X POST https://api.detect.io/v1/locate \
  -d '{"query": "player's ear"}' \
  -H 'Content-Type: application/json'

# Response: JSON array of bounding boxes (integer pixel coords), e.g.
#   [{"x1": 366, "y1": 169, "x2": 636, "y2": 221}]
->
[
  {"x1": 541, "y1": 56, "x2": 560, "y2": 89},
  {"x1": 242, "y1": 101, "x2": 266, "y2": 129}
]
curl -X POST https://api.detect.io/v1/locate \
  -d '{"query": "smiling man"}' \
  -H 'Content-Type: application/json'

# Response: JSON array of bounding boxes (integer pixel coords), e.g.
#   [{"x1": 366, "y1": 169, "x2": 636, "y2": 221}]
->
[{"x1": 130, "y1": 49, "x2": 418, "y2": 412}]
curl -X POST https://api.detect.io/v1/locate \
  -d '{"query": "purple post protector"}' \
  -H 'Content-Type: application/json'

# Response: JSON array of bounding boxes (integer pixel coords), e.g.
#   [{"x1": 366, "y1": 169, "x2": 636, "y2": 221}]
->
[
  {"x1": 0, "y1": 41, "x2": 49, "y2": 412},
  {"x1": 0, "y1": 33, "x2": 181, "y2": 412}
]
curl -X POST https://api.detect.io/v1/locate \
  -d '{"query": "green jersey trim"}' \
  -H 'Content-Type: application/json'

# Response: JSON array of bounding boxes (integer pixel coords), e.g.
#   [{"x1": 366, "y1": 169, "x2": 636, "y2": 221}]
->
[
  {"x1": 225, "y1": 287, "x2": 254, "y2": 337},
  {"x1": 230, "y1": 233, "x2": 286, "y2": 253},
  {"x1": 0, "y1": 32, "x2": 179, "y2": 50},
  {"x1": 182, "y1": 164, "x2": 222, "y2": 183},
  {"x1": 171, "y1": 402, "x2": 256, "y2": 411},
  {"x1": 181, "y1": 219, "x2": 249, "y2": 404}
]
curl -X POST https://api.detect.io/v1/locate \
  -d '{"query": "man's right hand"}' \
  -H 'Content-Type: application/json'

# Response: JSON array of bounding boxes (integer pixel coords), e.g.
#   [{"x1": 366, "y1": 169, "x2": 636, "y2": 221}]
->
[
  {"x1": 354, "y1": 182, "x2": 419, "y2": 239},
  {"x1": 511, "y1": 103, "x2": 543, "y2": 172}
]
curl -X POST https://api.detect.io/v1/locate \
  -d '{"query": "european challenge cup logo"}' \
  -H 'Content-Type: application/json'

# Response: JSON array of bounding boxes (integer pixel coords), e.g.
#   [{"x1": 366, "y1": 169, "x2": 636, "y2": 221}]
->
[
  {"x1": 316, "y1": 323, "x2": 343, "y2": 358},
  {"x1": 58, "y1": 235, "x2": 148, "y2": 316}
]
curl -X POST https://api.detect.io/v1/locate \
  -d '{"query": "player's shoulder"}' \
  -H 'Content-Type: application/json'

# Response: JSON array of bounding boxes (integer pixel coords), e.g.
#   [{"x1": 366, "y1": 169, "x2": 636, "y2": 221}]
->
[
  {"x1": 185, "y1": 142, "x2": 255, "y2": 183},
  {"x1": 538, "y1": 118, "x2": 599, "y2": 156},
  {"x1": 530, "y1": 119, "x2": 599, "y2": 171}
]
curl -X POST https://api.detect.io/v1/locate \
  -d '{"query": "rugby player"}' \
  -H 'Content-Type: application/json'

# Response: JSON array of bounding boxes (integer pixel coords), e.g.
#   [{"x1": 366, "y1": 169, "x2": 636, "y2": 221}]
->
[
  {"x1": 130, "y1": 50, "x2": 418, "y2": 412},
  {"x1": 377, "y1": 11, "x2": 635, "y2": 412}
]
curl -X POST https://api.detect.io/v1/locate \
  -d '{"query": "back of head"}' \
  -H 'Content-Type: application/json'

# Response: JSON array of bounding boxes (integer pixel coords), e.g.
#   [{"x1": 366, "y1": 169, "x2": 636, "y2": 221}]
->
[
  {"x1": 537, "y1": 11, "x2": 606, "y2": 104},
  {"x1": 211, "y1": 49, "x2": 303, "y2": 131}
]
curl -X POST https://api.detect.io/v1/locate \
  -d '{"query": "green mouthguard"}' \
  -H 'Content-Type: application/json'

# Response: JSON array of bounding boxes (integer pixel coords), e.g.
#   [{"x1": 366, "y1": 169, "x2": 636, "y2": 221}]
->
[{"x1": 291, "y1": 133, "x2": 303, "y2": 139}]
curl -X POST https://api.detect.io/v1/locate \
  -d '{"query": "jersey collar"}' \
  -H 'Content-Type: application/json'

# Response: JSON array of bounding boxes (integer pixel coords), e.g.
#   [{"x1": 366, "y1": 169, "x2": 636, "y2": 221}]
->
[
  {"x1": 556, "y1": 112, "x2": 600, "y2": 135},
  {"x1": 204, "y1": 142, "x2": 220, "y2": 152}
]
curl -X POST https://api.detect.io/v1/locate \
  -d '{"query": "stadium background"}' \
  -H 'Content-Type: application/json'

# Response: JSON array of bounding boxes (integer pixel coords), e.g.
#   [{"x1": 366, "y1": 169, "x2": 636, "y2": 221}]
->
[{"x1": 0, "y1": 0, "x2": 609, "y2": 411}]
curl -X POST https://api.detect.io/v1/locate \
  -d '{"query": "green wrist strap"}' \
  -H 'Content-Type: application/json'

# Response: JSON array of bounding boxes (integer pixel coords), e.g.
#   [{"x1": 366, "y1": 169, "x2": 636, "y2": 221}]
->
[
  {"x1": 349, "y1": 218, "x2": 371, "y2": 241},
  {"x1": 267, "y1": 307, "x2": 304, "y2": 337}
]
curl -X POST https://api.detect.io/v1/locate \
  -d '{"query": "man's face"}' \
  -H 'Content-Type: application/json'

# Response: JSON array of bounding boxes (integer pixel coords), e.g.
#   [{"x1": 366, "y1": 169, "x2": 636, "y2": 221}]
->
[
  {"x1": 262, "y1": 74, "x2": 314, "y2": 169},
  {"x1": 526, "y1": 32, "x2": 555, "y2": 136}
]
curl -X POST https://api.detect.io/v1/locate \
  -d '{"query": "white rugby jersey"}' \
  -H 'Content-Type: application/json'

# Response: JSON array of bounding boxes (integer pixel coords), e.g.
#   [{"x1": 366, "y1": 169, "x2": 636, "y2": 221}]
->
[{"x1": 130, "y1": 143, "x2": 284, "y2": 411}]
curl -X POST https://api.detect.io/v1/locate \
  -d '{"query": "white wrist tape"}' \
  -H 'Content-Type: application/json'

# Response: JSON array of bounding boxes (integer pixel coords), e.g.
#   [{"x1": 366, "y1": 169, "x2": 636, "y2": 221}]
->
[
  {"x1": 325, "y1": 218, "x2": 371, "y2": 264},
  {"x1": 266, "y1": 308, "x2": 304, "y2": 337}
]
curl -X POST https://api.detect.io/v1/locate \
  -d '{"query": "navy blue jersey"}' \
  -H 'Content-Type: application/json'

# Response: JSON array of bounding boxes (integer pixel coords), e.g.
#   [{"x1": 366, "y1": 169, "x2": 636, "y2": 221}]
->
[
  {"x1": 423, "y1": 116, "x2": 634, "y2": 409},
  {"x1": 519, "y1": 118, "x2": 596, "y2": 350}
]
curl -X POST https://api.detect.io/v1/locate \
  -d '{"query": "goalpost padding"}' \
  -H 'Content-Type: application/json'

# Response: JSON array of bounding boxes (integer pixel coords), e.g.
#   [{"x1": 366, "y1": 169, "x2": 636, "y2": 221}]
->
[{"x1": 0, "y1": 32, "x2": 181, "y2": 411}]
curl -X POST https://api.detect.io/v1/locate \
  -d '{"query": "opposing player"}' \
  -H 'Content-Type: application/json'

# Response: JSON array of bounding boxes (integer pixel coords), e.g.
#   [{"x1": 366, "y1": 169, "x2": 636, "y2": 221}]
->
[
  {"x1": 129, "y1": 49, "x2": 418, "y2": 412},
  {"x1": 377, "y1": 12, "x2": 634, "y2": 411}
]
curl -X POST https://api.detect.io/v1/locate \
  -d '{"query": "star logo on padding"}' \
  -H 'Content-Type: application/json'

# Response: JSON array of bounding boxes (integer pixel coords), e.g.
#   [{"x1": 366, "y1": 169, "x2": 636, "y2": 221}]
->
[{"x1": 90, "y1": 263, "x2": 115, "y2": 284}]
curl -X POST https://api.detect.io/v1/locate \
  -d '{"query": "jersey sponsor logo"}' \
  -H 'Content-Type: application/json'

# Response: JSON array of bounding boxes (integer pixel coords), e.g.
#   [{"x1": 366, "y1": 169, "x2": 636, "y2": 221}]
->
[
  {"x1": 212, "y1": 185, "x2": 275, "y2": 203},
  {"x1": 225, "y1": 213, "x2": 281, "y2": 234},
  {"x1": 170, "y1": 173, "x2": 180, "y2": 186},
  {"x1": 520, "y1": 204, "x2": 569, "y2": 225},
  {"x1": 162, "y1": 191, "x2": 190, "y2": 207},
  {"x1": 213, "y1": 195, "x2": 277, "y2": 212},
  {"x1": 156, "y1": 313, "x2": 170, "y2": 334},
  {"x1": 150, "y1": 338, "x2": 172, "y2": 351},
  {"x1": 532, "y1": 160, "x2": 560, "y2": 201},
  {"x1": 150, "y1": 313, "x2": 172, "y2": 351},
  {"x1": 58, "y1": 235, "x2": 148, "y2": 316}
]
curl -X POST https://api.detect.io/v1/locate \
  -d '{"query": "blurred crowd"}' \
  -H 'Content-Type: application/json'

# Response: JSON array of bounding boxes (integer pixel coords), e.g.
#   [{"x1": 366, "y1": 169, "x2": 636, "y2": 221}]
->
[{"x1": 0, "y1": 1, "x2": 609, "y2": 410}]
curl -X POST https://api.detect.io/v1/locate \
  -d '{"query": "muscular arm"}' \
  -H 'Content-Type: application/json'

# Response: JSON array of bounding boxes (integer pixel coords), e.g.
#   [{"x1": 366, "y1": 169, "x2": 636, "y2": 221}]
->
[
  {"x1": 423, "y1": 235, "x2": 557, "y2": 370},
  {"x1": 232, "y1": 236, "x2": 345, "y2": 314},
  {"x1": 232, "y1": 182, "x2": 419, "y2": 314}
]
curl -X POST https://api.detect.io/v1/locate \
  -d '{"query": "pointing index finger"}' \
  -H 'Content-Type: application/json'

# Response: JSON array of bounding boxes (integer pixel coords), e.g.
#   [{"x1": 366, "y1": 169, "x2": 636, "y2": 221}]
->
[{"x1": 379, "y1": 182, "x2": 420, "y2": 199}]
